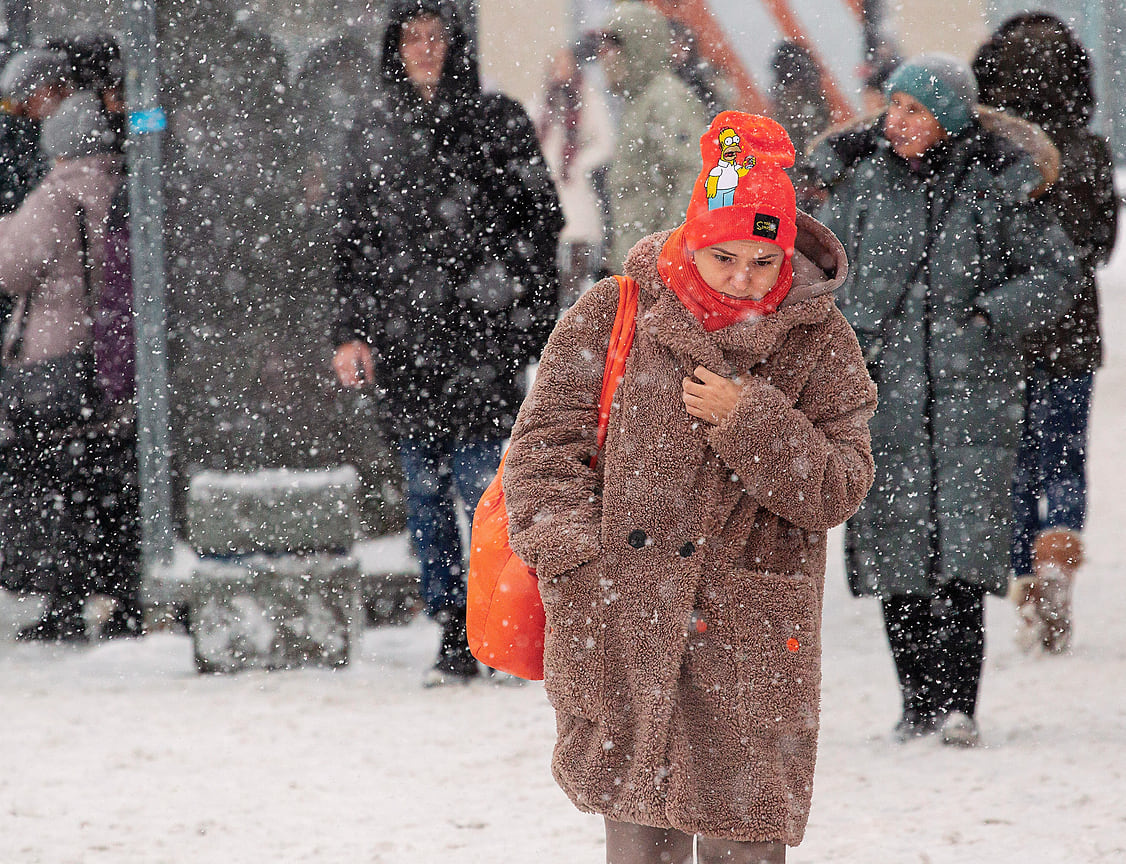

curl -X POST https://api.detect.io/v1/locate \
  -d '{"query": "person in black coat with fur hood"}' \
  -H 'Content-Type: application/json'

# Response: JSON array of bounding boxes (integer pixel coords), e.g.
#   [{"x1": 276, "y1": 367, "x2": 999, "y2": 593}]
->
[
  {"x1": 973, "y1": 14, "x2": 1118, "y2": 654},
  {"x1": 331, "y1": 0, "x2": 562, "y2": 685}
]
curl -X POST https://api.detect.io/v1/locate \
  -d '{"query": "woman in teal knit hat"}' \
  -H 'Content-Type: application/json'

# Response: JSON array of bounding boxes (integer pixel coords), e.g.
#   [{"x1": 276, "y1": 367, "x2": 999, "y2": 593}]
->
[
  {"x1": 883, "y1": 53, "x2": 979, "y2": 138},
  {"x1": 810, "y1": 53, "x2": 1080, "y2": 747}
]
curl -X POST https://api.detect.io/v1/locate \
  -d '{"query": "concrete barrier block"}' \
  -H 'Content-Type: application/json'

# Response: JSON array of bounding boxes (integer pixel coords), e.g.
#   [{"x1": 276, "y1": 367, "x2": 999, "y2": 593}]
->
[{"x1": 189, "y1": 553, "x2": 361, "y2": 673}]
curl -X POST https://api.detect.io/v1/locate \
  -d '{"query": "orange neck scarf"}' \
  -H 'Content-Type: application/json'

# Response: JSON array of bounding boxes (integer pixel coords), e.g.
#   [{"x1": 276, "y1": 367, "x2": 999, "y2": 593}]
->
[{"x1": 656, "y1": 226, "x2": 793, "y2": 331}]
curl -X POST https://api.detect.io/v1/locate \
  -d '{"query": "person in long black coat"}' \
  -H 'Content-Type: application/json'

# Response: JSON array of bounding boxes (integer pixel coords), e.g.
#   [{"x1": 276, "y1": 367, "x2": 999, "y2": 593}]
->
[
  {"x1": 332, "y1": 0, "x2": 562, "y2": 685},
  {"x1": 974, "y1": 14, "x2": 1118, "y2": 654}
]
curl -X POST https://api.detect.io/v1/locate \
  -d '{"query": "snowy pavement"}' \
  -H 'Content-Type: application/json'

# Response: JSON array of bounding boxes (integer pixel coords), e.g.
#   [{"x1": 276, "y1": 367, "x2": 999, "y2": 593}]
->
[{"x1": 3, "y1": 253, "x2": 1126, "y2": 862}]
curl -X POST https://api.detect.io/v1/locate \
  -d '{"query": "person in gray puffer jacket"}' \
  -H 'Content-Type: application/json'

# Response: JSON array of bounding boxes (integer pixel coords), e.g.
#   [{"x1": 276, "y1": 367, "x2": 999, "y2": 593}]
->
[
  {"x1": 0, "y1": 91, "x2": 125, "y2": 643},
  {"x1": 811, "y1": 54, "x2": 1079, "y2": 747}
]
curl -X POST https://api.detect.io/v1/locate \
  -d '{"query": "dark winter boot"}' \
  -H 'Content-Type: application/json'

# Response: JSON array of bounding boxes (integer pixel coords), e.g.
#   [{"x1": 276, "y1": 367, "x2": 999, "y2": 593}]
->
[
  {"x1": 422, "y1": 606, "x2": 479, "y2": 687},
  {"x1": 100, "y1": 598, "x2": 145, "y2": 639},
  {"x1": 16, "y1": 595, "x2": 88, "y2": 644},
  {"x1": 893, "y1": 709, "x2": 939, "y2": 742}
]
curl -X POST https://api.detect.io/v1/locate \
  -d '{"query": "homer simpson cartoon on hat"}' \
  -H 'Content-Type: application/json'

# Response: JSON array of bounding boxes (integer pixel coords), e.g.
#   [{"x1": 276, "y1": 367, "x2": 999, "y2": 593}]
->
[{"x1": 705, "y1": 127, "x2": 756, "y2": 210}]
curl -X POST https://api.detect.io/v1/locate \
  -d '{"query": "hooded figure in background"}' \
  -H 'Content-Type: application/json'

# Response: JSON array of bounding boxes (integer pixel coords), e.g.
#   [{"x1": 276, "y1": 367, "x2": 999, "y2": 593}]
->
[
  {"x1": 534, "y1": 45, "x2": 615, "y2": 308},
  {"x1": 811, "y1": 54, "x2": 1080, "y2": 746},
  {"x1": 158, "y1": 0, "x2": 333, "y2": 485},
  {"x1": 769, "y1": 41, "x2": 831, "y2": 213},
  {"x1": 503, "y1": 112, "x2": 875, "y2": 862},
  {"x1": 974, "y1": 13, "x2": 1118, "y2": 654},
  {"x1": 332, "y1": 0, "x2": 562, "y2": 685},
  {"x1": 599, "y1": 1, "x2": 709, "y2": 271}
]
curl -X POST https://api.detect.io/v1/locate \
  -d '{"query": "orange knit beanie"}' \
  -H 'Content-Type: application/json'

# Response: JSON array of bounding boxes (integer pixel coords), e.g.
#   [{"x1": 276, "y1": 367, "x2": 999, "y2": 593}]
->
[{"x1": 682, "y1": 112, "x2": 798, "y2": 255}]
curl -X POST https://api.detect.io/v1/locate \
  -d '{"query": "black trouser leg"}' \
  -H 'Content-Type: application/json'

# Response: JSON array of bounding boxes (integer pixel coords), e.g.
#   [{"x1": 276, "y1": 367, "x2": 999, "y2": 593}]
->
[
  {"x1": 882, "y1": 581, "x2": 985, "y2": 722},
  {"x1": 882, "y1": 595, "x2": 940, "y2": 723},
  {"x1": 930, "y1": 581, "x2": 985, "y2": 717}
]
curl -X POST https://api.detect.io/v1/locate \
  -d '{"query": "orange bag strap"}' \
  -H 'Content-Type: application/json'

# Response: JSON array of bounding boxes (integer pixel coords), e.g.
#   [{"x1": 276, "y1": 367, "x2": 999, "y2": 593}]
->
[{"x1": 592, "y1": 275, "x2": 639, "y2": 466}]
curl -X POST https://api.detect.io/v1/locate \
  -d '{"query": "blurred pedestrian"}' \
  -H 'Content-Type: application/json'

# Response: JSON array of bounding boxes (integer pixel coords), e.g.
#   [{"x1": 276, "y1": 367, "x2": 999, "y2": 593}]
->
[
  {"x1": 669, "y1": 18, "x2": 735, "y2": 117},
  {"x1": 46, "y1": 33, "x2": 141, "y2": 637},
  {"x1": 292, "y1": 32, "x2": 379, "y2": 212},
  {"x1": 768, "y1": 40, "x2": 831, "y2": 212},
  {"x1": 332, "y1": 0, "x2": 562, "y2": 685},
  {"x1": 534, "y1": 45, "x2": 614, "y2": 308},
  {"x1": 0, "y1": 48, "x2": 74, "y2": 344},
  {"x1": 503, "y1": 111, "x2": 875, "y2": 864},
  {"x1": 47, "y1": 33, "x2": 126, "y2": 154},
  {"x1": 0, "y1": 93, "x2": 127, "y2": 642},
  {"x1": 0, "y1": 46, "x2": 55, "y2": 215},
  {"x1": 974, "y1": 14, "x2": 1118, "y2": 654},
  {"x1": 158, "y1": 2, "x2": 313, "y2": 475},
  {"x1": 811, "y1": 54, "x2": 1080, "y2": 746},
  {"x1": 858, "y1": 49, "x2": 901, "y2": 116},
  {"x1": 598, "y1": 1, "x2": 708, "y2": 271}
]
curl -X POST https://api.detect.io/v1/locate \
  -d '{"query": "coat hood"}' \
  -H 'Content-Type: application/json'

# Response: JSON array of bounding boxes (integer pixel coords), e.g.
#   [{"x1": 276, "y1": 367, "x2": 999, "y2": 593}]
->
[
  {"x1": 380, "y1": 0, "x2": 480, "y2": 103},
  {"x1": 976, "y1": 105, "x2": 1060, "y2": 195},
  {"x1": 973, "y1": 13, "x2": 1094, "y2": 129},
  {"x1": 618, "y1": 212, "x2": 847, "y2": 375},
  {"x1": 602, "y1": 1, "x2": 674, "y2": 98},
  {"x1": 810, "y1": 109, "x2": 1059, "y2": 200}
]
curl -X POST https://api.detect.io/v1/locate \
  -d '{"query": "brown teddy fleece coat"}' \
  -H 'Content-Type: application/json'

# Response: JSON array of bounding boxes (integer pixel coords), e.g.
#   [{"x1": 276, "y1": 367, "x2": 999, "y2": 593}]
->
[{"x1": 503, "y1": 212, "x2": 876, "y2": 845}]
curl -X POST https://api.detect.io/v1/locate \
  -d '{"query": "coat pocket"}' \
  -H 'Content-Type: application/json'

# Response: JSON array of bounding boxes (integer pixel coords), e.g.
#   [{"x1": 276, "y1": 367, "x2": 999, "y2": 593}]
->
[
  {"x1": 540, "y1": 556, "x2": 606, "y2": 720},
  {"x1": 726, "y1": 569, "x2": 822, "y2": 737}
]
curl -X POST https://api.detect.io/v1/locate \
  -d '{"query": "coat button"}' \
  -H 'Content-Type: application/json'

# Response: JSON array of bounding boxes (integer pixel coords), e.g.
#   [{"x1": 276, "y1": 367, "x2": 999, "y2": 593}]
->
[
  {"x1": 679, "y1": 541, "x2": 695, "y2": 558},
  {"x1": 627, "y1": 529, "x2": 648, "y2": 549}
]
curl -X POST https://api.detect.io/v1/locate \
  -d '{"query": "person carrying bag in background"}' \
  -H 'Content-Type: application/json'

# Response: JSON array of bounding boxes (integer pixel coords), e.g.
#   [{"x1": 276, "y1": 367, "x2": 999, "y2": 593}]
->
[{"x1": 0, "y1": 91, "x2": 136, "y2": 643}]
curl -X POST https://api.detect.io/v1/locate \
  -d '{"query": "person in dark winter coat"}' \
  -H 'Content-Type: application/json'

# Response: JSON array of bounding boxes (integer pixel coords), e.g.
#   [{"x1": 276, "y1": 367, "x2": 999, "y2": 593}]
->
[
  {"x1": 0, "y1": 48, "x2": 75, "y2": 352},
  {"x1": 504, "y1": 112, "x2": 875, "y2": 863},
  {"x1": 811, "y1": 54, "x2": 1080, "y2": 746},
  {"x1": 332, "y1": 0, "x2": 562, "y2": 685},
  {"x1": 769, "y1": 41, "x2": 831, "y2": 212},
  {"x1": 973, "y1": 13, "x2": 1118, "y2": 654},
  {"x1": 0, "y1": 48, "x2": 52, "y2": 215}
]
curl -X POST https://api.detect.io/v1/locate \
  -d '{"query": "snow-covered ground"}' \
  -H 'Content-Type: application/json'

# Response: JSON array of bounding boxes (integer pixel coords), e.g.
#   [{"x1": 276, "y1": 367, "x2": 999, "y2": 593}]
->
[{"x1": 3, "y1": 239, "x2": 1126, "y2": 863}]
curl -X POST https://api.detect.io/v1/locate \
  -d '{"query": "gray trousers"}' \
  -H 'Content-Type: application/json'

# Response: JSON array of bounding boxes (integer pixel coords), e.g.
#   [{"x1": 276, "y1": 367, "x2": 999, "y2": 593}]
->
[{"x1": 605, "y1": 818, "x2": 785, "y2": 864}]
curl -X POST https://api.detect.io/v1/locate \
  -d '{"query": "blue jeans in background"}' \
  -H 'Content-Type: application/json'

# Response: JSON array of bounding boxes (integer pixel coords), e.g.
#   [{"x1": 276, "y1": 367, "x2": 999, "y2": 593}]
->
[
  {"x1": 1010, "y1": 368, "x2": 1093, "y2": 577},
  {"x1": 400, "y1": 435, "x2": 505, "y2": 618}
]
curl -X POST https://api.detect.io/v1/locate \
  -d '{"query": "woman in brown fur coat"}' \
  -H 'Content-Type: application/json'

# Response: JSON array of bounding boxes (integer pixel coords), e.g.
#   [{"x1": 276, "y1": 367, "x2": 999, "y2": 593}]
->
[{"x1": 503, "y1": 113, "x2": 876, "y2": 863}]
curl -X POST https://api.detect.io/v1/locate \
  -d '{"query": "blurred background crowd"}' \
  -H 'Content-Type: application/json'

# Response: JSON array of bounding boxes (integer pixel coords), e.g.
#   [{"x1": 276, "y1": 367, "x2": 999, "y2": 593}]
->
[{"x1": 0, "y1": 0, "x2": 1120, "y2": 661}]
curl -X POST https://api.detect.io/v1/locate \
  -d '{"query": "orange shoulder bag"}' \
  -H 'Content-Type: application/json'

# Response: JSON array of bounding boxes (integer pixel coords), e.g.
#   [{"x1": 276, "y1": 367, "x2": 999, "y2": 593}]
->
[{"x1": 467, "y1": 275, "x2": 639, "y2": 680}]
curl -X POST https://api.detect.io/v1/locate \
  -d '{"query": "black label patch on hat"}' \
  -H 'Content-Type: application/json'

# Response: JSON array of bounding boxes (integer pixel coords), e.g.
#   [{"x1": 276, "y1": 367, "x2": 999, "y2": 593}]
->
[{"x1": 753, "y1": 213, "x2": 780, "y2": 240}]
